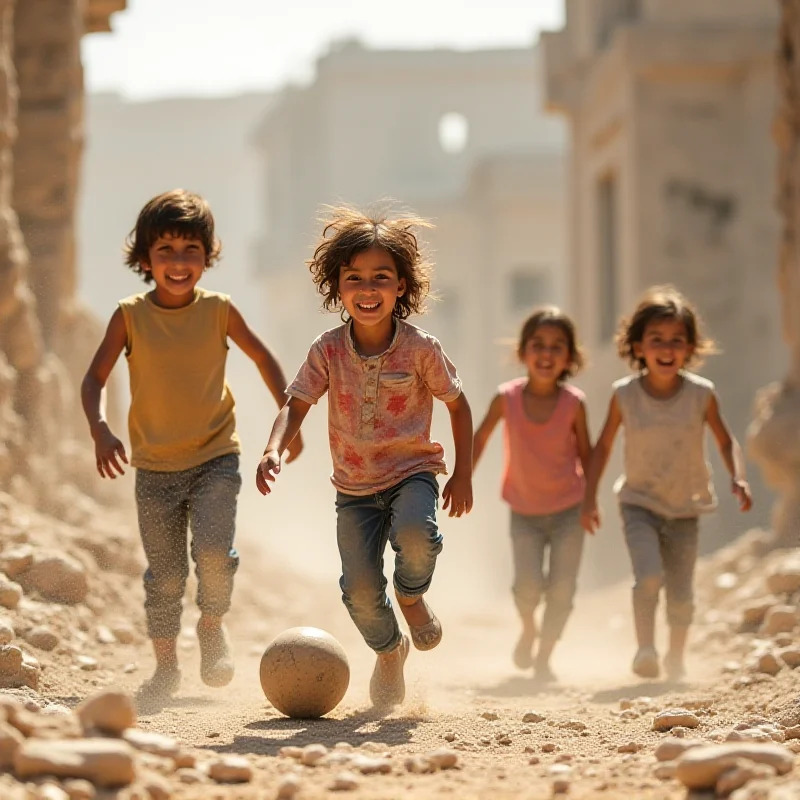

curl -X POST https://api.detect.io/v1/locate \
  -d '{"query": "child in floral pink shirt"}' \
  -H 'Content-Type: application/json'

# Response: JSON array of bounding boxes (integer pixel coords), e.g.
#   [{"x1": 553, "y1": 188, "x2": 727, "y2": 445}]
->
[{"x1": 257, "y1": 207, "x2": 473, "y2": 709}]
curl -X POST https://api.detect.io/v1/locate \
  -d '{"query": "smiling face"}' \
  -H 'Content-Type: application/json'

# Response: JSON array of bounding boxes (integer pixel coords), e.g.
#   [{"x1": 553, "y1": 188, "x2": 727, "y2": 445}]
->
[
  {"x1": 338, "y1": 247, "x2": 406, "y2": 331},
  {"x1": 521, "y1": 323, "x2": 572, "y2": 387},
  {"x1": 142, "y1": 233, "x2": 207, "y2": 307},
  {"x1": 634, "y1": 317, "x2": 693, "y2": 381}
]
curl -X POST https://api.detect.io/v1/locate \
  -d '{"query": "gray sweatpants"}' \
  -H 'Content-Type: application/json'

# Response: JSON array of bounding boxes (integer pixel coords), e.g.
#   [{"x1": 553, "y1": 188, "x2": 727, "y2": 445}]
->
[
  {"x1": 135, "y1": 454, "x2": 242, "y2": 639},
  {"x1": 510, "y1": 504, "x2": 585, "y2": 645},
  {"x1": 620, "y1": 503, "x2": 699, "y2": 640}
]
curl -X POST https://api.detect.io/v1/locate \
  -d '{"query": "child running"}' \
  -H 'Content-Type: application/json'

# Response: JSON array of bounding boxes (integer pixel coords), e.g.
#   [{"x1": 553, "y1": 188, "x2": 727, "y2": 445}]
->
[
  {"x1": 473, "y1": 307, "x2": 592, "y2": 682},
  {"x1": 580, "y1": 285, "x2": 752, "y2": 681},
  {"x1": 256, "y1": 206, "x2": 473, "y2": 709},
  {"x1": 82, "y1": 189, "x2": 302, "y2": 699}
]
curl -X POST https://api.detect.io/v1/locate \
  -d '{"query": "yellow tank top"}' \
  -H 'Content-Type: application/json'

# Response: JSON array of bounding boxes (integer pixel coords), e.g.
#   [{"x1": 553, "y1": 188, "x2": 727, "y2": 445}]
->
[{"x1": 119, "y1": 288, "x2": 240, "y2": 472}]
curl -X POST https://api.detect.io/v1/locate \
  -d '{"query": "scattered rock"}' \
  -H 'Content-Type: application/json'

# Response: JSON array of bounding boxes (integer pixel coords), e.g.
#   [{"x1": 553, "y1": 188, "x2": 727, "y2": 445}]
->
[
  {"x1": 523, "y1": 711, "x2": 545, "y2": 724},
  {"x1": 0, "y1": 546, "x2": 34, "y2": 578},
  {"x1": 18, "y1": 553, "x2": 88, "y2": 605},
  {"x1": 62, "y1": 778, "x2": 96, "y2": 800},
  {"x1": 300, "y1": 744, "x2": 328, "y2": 767},
  {"x1": 653, "y1": 709, "x2": 700, "y2": 732},
  {"x1": 762, "y1": 606, "x2": 798, "y2": 636},
  {"x1": 14, "y1": 738, "x2": 136, "y2": 787},
  {"x1": 779, "y1": 647, "x2": 800, "y2": 668},
  {"x1": 655, "y1": 737, "x2": 705, "y2": 761},
  {"x1": 349, "y1": 755, "x2": 392, "y2": 774},
  {"x1": 330, "y1": 771, "x2": 359, "y2": 791},
  {"x1": 122, "y1": 729, "x2": 180, "y2": 760},
  {"x1": 428, "y1": 749, "x2": 459, "y2": 770},
  {"x1": 76, "y1": 656, "x2": 98, "y2": 672},
  {"x1": 95, "y1": 626, "x2": 116, "y2": 645},
  {"x1": 766, "y1": 564, "x2": 800, "y2": 595},
  {"x1": 754, "y1": 651, "x2": 783, "y2": 676},
  {"x1": 24, "y1": 626, "x2": 59, "y2": 652},
  {"x1": 0, "y1": 578, "x2": 22, "y2": 610},
  {"x1": 653, "y1": 762, "x2": 677, "y2": 780},
  {"x1": 276, "y1": 775, "x2": 301, "y2": 798},
  {"x1": 77, "y1": 691, "x2": 136, "y2": 736},
  {"x1": 0, "y1": 619, "x2": 14, "y2": 645},
  {"x1": 716, "y1": 760, "x2": 776, "y2": 796},
  {"x1": 481, "y1": 711, "x2": 499, "y2": 721},
  {"x1": 208, "y1": 755, "x2": 253, "y2": 783},
  {"x1": 675, "y1": 742, "x2": 794, "y2": 790},
  {"x1": 0, "y1": 720, "x2": 24, "y2": 769}
]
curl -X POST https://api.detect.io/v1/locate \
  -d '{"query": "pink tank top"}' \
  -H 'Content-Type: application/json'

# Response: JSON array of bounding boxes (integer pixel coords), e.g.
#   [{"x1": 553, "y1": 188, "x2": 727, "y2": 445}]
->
[{"x1": 500, "y1": 378, "x2": 586, "y2": 516}]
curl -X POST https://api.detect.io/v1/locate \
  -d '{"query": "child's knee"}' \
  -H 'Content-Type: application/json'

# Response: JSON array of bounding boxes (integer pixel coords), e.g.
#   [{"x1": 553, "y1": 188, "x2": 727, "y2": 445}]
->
[
  {"x1": 144, "y1": 570, "x2": 187, "y2": 602},
  {"x1": 633, "y1": 573, "x2": 663, "y2": 599}
]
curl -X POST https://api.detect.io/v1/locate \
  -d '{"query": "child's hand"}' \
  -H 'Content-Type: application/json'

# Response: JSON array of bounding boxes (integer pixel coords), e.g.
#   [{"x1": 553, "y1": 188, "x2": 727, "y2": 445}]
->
[
  {"x1": 580, "y1": 501, "x2": 600, "y2": 534},
  {"x1": 732, "y1": 479, "x2": 753, "y2": 512},
  {"x1": 92, "y1": 423, "x2": 128, "y2": 479},
  {"x1": 285, "y1": 433, "x2": 304, "y2": 464},
  {"x1": 256, "y1": 450, "x2": 281, "y2": 495},
  {"x1": 442, "y1": 471, "x2": 473, "y2": 518}
]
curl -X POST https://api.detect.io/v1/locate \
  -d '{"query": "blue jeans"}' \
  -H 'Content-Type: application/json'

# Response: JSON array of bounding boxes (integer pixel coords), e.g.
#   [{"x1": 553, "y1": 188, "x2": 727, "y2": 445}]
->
[
  {"x1": 335, "y1": 472, "x2": 442, "y2": 654},
  {"x1": 510, "y1": 504, "x2": 585, "y2": 644},
  {"x1": 620, "y1": 503, "x2": 699, "y2": 637},
  {"x1": 135, "y1": 454, "x2": 242, "y2": 639}
]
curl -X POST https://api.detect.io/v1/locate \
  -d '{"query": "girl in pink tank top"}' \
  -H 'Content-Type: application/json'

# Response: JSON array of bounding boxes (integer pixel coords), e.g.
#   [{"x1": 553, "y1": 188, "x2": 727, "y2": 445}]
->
[{"x1": 473, "y1": 307, "x2": 593, "y2": 681}]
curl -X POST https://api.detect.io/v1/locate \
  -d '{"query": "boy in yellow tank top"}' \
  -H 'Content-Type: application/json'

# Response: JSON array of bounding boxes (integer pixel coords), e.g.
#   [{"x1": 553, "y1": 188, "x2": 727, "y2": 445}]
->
[{"x1": 81, "y1": 190, "x2": 302, "y2": 701}]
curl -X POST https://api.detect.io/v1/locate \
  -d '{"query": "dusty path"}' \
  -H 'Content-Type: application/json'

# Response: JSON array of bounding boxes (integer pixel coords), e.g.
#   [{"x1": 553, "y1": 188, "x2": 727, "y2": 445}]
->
[{"x1": 55, "y1": 532, "x2": 796, "y2": 800}]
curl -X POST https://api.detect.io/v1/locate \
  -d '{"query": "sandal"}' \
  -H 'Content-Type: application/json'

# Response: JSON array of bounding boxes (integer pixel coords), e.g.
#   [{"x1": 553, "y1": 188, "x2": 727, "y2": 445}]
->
[{"x1": 407, "y1": 597, "x2": 442, "y2": 651}]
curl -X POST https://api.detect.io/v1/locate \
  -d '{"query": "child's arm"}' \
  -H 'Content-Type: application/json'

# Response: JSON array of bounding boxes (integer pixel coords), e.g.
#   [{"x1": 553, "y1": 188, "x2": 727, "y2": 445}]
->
[
  {"x1": 442, "y1": 393, "x2": 474, "y2": 518},
  {"x1": 81, "y1": 309, "x2": 128, "y2": 479},
  {"x1": 573, "y1": 399, "x2": 593, "y2": 479},
  {"x1": 706, "y1": 393, "x2": 753, "y2": 511},
  {"x1": 256, "y1": 396, "x2": 311, "y2": 495},
  {"x1": 472, "y1": 393, "x2": 504, "y2": 471},
  {"x1": 580, "y1": 394, "x2": 622, "y2": 533},
  {"x1": 227, "y1": 303, "x2": 303, "y2": 463}
]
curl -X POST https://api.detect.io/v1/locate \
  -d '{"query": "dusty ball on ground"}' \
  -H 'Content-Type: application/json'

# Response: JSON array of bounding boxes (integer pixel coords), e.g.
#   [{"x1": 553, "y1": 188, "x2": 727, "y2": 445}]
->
[{"x1": 259, "y1": 627, "x2": 350, "y2": 719}]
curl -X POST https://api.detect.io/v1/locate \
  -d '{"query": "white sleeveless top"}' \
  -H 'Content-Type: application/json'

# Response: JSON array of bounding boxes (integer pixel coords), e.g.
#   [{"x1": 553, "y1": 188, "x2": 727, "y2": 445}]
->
[{"x1": 613, "y1": 372, "x2": 716, "y2": 519}]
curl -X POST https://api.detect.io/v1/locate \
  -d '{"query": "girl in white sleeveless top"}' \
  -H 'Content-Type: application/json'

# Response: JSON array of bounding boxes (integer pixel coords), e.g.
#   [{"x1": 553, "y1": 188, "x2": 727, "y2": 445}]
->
[{"x1": 580, "y1": 285, "x2": 752, "y2": 681}]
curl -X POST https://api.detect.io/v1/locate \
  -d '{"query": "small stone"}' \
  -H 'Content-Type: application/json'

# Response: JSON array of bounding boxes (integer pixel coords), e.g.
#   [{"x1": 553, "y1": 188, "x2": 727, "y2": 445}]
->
[
  {"x1": 542, "y1": 743, "x2": 559, "y2": 753},
  {"x1": 716, "y1": 761, "x2": 776, "y2": 796},
  {"x1": 553, "y1": 778, "x2": 571, "y2": 794},
  {"x1": 655, "y1": 737, "x2": 705, "y2": 761},
  {"x1": 529, "y1": 755, "x2": 541, "y2": 764},
  {"x1": 428, "y1": 748, "x2": 459, "y2": 769},
  {"x1": 405, "y1": 755, "x2": 435, "y2": 774},
  {"x1": 653, "y1": 762, "x2": 677, "y2": 780},
  {"x1": 111, "y1": 624, "x2": 136, "y2": 645},
  {"x1": 349, "y1": 754, "x2": 392, "y2": 774},
  {"x1": 122, "y1": 729, "x2": 180, "y2": 760},
  {"x1": 300, "y1": 744, "x2": 328, "y2": 766},
  {"x1": 762, "y1": 606, "x2": 798, "y2": 636},
  {"x1": 675, "y1": 742, "x2": 794, "y2": 790},
  {"x1": 140, "y1": 773, "x2": 171, "y2": 800},
  {"x1": 63, "y1": 778, "x2": 96, "y2": 800},
  {"x1": 25, "y1": 626, "x2": 59, "y2": 651},
  {"x1": 0, "y1": 619, "x2": 14, "y2": 645},
  {"x1": 176, "y1": 768, "x2": 205, "y2": 784},
  {"x1": 76, "y1": 655, "x2": 98, "y2": 672},
  {"x1": 96, "y1": 626, "x2": 116, "y2": 645},
  {"x1": 330, "y1": 771, "x2": 359, "y2": 791},
  {"x1": 0, "y1": 578, "x2": 22, "y2": 609},
  {"x1": 77, "y1": 691, "x2": 136, "y2": 736},
  {"x1": 618, "y1": 742, "x2": 643, "y2": 753},
  {"x1": 0, "y1": 644, "x2": 23, "y2": 675},
  {"x1": 208, "y1": 755, "x2": 253, "y2": 783},
  {"x1": 18, "y1": 553, "x2": 89, "y2": 604},
  {"x1": 779, "y1": 647, "x2": 800, "y2": 668},
  {"x1": 652, "y1": 709, "x2": 700, "y2": 732},
  {"x1": 14, "y1": 738, "x2": 135, "y2": 787},
  {"x1": 559, "y1": 719, "x2": 587, "y2": 732},
  {"x1": 497, "y1": 734, "x2": 512, "y2": 745},
  {"x1": 276, "y1": 775, "x2": 301, "y2": 798},
  {"x1": 279, "y1": 745, "x2": 304, "y2": 760},
  {"x1": 523, "y1": 711, "x2": 546, "y2": 724},
  {"x1": 742, "y1": 598, "x2": 780, "y2": 627},
  {"x1": 767, "y1": 564, "x2": 800, "y2": 595},
  {"x1": 0, "y1": 546, "x2": 34, "y2": 578},
  {"x1": 0, "y1": 719, "x2": 24, "y2": 768},
  {"x1": 755, "y1": 651, "x2": 782, "y2": 676},
  {"x1": 35, "y1": 784, "x2": 70, "y2": 800},
  {"x1": 444, "y1": 732, "x2": 457, "y2": 742},
  {"x1": 481, "y1": 711, "x2": 499, "y2": 721}
]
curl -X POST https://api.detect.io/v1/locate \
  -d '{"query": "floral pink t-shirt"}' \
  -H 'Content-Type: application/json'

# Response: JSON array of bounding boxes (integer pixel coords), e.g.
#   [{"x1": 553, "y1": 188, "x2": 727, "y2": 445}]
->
[{"x1": 287, "y1": 320, "x2": 462, "y2": 496}]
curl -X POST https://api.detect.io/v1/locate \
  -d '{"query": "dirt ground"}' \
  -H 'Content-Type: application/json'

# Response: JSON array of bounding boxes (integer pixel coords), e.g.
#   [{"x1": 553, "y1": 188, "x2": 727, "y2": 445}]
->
[{"x1": 3, "y1": 490, "x2": 800, "y2": 798}]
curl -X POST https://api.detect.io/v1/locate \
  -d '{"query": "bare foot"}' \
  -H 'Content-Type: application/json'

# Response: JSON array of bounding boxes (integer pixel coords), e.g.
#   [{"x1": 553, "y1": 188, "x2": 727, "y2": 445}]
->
[
  {"x1": 395, "y1": 593, "x2": 442, "y2": 651},
  {"x1": 369, "y1": 634, "x2": 410, "y2": 710},
  {"x1": 136, "y1": 663, "x2": 181, "y2": 709},
  {"x1": 533, "y1": 658, "x2": 557, "y2": 684},
  {"x1": 197, "y1": 617, "x2": 234, "y2": 688},
  {"x1": 513, "y1": 624, "x2": 536, "y2": 670},
  {"x1": 663, "y1": 651, "x2": 686, "y2": 681},
  {"x1": 632, "y1": 646, "x2": 660, "y2": 680}
]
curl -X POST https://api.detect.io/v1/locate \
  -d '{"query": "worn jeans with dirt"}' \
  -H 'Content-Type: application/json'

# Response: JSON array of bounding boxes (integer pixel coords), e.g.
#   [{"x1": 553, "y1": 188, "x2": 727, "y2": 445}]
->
[
  {"x1": 135, "y1": 454, "x2": 242, "y2": 639},
  {"x1": 620, "y1": 502, "x2": 699, "y2": 644},
  {"x1": 336, "y1": 472, "x2": 443, "y2": 654},
  {"x1": 510, "y1": 504, "x2": 585, "y2": 645}
]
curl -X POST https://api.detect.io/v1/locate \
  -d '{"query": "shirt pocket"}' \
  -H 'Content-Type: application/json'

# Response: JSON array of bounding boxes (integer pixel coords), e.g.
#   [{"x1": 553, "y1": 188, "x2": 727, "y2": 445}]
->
[{"x1": 379, "y1": 372, "x2": 415, "y2": 386}]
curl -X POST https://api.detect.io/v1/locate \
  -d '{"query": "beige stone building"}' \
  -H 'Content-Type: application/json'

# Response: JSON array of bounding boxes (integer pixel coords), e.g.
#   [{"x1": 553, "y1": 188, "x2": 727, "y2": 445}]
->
[
  {"x1": 0, "y1": 1, "x2": 126, "y2": 508},
  {"x1": 251, "y1": 40, "x2": 568, "y2": 585},
  {"x1": 542, "y1": 0, "x2": 782, "y2": 565}
]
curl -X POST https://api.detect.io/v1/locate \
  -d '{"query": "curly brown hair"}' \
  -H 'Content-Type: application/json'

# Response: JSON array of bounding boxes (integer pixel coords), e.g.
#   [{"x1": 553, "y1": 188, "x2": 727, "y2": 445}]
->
[
  {"x1": 308, "y1": 205, "x2": 433, "y2": 319},
  {"x1": 616, "y1": 284, "x2": 716, "y2": 369},
  {"x1": 124, "y1": 189, "x2": 222, "y2": 283},
  {"x1": 517, "y1": 306, "x2": 586, "y2": 382}
]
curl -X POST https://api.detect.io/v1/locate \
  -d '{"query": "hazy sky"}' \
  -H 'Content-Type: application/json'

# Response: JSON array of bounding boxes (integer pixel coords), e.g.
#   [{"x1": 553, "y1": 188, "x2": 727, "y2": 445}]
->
[{"x1": 82, "y1": 0, "x2": 565, "y2": 99}]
